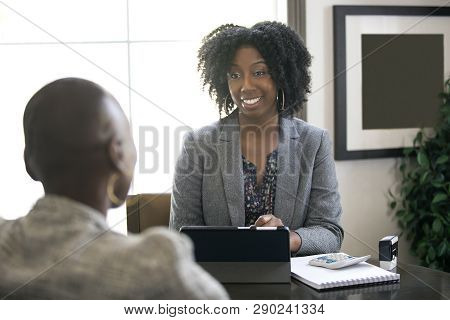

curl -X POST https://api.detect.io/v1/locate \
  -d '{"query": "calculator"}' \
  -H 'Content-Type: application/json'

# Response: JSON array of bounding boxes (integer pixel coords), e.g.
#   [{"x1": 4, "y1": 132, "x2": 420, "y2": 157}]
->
[{"x1": 308, "y1": 253, "x2": 371, "y2": 269}]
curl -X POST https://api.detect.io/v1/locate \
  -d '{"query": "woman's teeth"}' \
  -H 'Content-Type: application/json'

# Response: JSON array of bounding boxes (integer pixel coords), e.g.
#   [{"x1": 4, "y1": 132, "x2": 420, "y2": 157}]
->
[{"x1": 242, "y1": 97, "x2": 262, "y2": 105}]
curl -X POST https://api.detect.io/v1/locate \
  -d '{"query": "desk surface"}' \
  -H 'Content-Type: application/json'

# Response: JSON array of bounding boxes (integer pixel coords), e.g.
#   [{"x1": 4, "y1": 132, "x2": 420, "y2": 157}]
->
[{"x1": 224, "y1": 263, "x2": 449, "y2": 300}]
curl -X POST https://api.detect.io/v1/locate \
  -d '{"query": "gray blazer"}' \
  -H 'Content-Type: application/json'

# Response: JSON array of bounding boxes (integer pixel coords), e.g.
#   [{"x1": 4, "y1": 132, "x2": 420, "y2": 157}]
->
[{"x1": 170, "y1": 111, "x2": 343, "y2": 256}]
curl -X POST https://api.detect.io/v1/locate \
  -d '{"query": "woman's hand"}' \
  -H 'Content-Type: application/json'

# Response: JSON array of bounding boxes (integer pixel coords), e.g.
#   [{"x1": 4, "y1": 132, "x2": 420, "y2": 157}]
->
[
  {"x1": 254, "y1": 214, "x2": 302, "y2": 253},
  {"x1": 254, "y1": 214, "x2": 282, "y2": 227}
]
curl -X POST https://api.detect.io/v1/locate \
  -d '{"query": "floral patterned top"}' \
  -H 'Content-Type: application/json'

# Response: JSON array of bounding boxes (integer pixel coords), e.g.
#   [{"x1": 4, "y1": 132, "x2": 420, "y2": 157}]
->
[{"x1": 242, "y1": 149, "x2": 278, "y2": 226}]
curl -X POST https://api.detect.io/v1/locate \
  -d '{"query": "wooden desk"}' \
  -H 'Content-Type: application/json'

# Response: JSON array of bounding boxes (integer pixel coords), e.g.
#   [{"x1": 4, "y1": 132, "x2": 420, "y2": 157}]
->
[{"x1": 224, "y1": 263, "x2": 449, "y2": 299}]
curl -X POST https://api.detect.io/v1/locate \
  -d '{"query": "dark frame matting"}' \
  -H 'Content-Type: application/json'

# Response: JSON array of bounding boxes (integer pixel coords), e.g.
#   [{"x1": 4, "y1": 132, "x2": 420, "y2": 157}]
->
[{"x1": 333, "y1": 5, "x2": 450, "y2": 160}]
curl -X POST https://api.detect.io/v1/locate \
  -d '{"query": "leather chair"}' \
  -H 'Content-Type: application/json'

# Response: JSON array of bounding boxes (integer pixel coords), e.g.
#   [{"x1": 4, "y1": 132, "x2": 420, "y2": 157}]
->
[{"x1": 126, "y1": 194, "x2": 171, "y2": 234}]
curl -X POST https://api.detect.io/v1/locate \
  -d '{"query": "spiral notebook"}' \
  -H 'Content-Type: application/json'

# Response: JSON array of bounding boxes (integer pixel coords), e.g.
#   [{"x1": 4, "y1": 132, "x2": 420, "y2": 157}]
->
[{"x1": 291, "y1": 254, "x2": 400, "y2": 290}]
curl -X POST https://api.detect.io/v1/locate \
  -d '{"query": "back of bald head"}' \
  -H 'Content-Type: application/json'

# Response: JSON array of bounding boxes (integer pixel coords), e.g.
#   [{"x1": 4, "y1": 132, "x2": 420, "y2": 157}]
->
[{"x1": 23, "y1": 78, "x2": 121, "y2": 182}]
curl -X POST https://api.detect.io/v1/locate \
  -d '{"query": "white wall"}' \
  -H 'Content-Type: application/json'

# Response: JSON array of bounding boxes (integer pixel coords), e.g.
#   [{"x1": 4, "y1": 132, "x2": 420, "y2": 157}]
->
[{"x1": 304, "y1": 0, "x2": 449, "y2": 264}]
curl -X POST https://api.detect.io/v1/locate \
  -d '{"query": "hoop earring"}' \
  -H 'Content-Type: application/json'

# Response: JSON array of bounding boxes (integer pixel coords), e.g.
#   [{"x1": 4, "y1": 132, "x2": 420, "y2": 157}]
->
[
  {"x1": 277, "y1": 89, "x2": 285, "y2": 111},
  {"x1": 224, "y1": 94, "x2": 233, "y2": 115},
  {"x1": 107, "y1": 173, "x2": 122, "y2": 207}
]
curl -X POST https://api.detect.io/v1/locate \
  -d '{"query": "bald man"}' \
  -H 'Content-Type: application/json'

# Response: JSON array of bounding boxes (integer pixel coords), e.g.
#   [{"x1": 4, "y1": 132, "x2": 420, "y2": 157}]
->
[{"x1": 0, "y1": 78, "x2": 228, "y2": 299}]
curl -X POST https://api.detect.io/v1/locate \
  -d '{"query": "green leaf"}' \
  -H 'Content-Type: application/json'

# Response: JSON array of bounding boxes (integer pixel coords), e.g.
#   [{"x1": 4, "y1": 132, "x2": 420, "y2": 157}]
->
[
  {"x1": 435, "y1": 155, "x2": 448, "y2": 165},
  {"x1": 418, "y1": 209, "x2": 427, "y2": 219},
  {"x1": 403, "y1": 147, "x2": 414, "y2": 157},
  {"x1": 432, "y1": 219, "x2": 443, "y2": 234},
  {"x1": 422, "y1": 223, "x2": 430, "y2": 236},
  {"x1": 435, "y1": 173, "x2": 445, "y2": 182},
  {"x1": 420, "y1": 171, "x2": 430, "y2": 184},
  {"x1": 431, "y1": 181, "x2": 444, "y2": 188},
  {"x1": 404, "y1": 213, "x2": 415, "y2": 223},
  {"x1": 395, "y1": 209, "x2": 405, "y2": 218},
  {"x1": 417, "y1": 241, "x2": 428, "y2": 257},
  {"x1": 390, "y1": 201, "x2": 396, "y2": 209},
  {"x1": 414, "y1": 131, "x2": 423, "y2": 145},
  {"x1": 428, "y1": 246, "x2": 436, "y2": 261},
  {"x1": 430, "y1": 204, "x2": 440, "y2": 214},
  {"x1": 437, "y1": 241, "x2": 447, "y2": 257},
  {"x1": 417, "y1": 151, "x2": 429, "y2": 167},
  {"x1": 432, "y1": 193, "x2": 447, "y2": 204}
]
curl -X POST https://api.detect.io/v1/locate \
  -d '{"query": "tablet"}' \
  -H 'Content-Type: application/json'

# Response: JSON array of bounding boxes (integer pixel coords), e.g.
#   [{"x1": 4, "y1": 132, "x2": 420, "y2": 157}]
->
[{"x1": 180, "y1": 226, "x2": 291, "y2": 283}]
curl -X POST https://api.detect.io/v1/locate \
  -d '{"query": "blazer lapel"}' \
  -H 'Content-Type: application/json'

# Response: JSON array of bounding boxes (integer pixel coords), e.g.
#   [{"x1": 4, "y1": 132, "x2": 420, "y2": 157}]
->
[
  {"x1": 275, "y1": 116, "x2": 302, "y2": 227},
  {"x1": 216, "y1": 111, "x2": 245, "y2": 226}
]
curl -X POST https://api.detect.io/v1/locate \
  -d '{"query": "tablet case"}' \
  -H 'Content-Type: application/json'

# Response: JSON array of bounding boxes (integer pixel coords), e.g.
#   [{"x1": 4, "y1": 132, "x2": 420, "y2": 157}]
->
[{"x1": 180, "y1": 226, "x2": 291, "y2": 283}]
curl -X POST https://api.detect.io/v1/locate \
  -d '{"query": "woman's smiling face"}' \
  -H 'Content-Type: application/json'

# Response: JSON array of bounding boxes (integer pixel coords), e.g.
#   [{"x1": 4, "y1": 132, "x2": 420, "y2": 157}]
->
[{"x1": 227, "y1": 46, "x2": 277, "y2": 122}]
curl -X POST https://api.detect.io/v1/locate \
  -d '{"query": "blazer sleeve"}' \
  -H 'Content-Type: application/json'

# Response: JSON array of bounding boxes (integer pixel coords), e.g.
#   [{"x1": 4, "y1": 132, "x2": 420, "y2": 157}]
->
[
  {"x1": 169, "y1": 131, "x2": 205, "y2": 231},
  {"x1": 294, "y1": 130, "x2": 344, "y2": 255}
]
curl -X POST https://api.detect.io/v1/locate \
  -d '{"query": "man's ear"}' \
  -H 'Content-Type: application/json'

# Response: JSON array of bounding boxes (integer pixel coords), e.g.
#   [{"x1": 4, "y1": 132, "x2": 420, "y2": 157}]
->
[
  {"x1": 24, "y1": 149, "x2": 39, "y2": 181},
  {"x1": 107, "y1": 135, "x2": 127, "y2": 174}
]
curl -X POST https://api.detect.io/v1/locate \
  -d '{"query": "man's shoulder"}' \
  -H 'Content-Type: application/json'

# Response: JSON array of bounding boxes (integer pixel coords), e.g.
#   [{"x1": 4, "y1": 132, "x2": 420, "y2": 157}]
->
[
  {"x1": 102, "y1": 227, "x2": 193, "y2": 263},
  {"x1": 84, "y1": 228, "x2": 192, "y2": 294},
  {"x1": 0, "y1": 217, "x2": 7, "y2": 229},
  {"x1": 95, "y1": 228, "x2": 227, "y2": 299},
  {"x1": 0, "y1": 217, "x2": 21, "y2": 243}
]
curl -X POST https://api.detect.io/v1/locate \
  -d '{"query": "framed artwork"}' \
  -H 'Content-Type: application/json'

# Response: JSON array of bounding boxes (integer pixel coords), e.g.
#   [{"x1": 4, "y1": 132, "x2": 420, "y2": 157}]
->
[{"x1": 333, "y1": 6, "x2": 450, "y2": 160}]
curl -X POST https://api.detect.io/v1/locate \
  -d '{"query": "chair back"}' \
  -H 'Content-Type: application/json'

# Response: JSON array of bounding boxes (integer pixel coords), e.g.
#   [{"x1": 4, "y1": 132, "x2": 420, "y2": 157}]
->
[{"x1": 126, "y1": 194, "x2": 171, "y2": 233}]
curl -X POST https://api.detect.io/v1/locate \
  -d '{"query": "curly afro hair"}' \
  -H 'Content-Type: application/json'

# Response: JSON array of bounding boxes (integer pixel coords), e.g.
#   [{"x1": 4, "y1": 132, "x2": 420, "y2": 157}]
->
[{"x1": 198, "y1": 21, "x2": 311, "y2": 118}]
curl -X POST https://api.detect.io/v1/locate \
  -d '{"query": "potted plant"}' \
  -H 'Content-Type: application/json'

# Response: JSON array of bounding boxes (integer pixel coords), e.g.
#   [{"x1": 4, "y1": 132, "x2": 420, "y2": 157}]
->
[{"x1": 389, "y1": 78, "x2": 450, "y2": 272}]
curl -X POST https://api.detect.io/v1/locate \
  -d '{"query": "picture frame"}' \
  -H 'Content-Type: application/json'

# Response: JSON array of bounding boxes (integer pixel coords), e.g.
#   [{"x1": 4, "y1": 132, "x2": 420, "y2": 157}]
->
[{"x1": 333, "y1": 5, "x2": 450, "y2": 160}]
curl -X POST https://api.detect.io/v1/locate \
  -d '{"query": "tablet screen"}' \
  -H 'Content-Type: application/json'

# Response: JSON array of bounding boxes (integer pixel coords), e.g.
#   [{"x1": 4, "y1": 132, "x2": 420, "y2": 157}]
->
[{"x1": 180, "y1": 227, "x2": 290, "y2": 262}]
